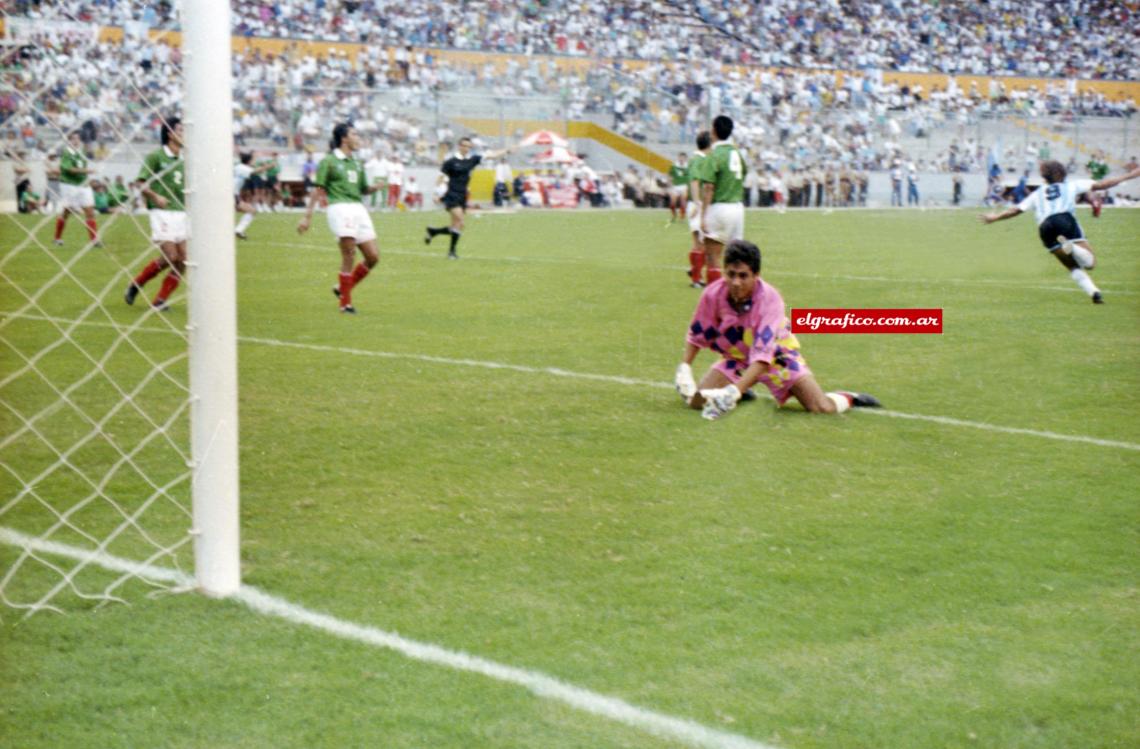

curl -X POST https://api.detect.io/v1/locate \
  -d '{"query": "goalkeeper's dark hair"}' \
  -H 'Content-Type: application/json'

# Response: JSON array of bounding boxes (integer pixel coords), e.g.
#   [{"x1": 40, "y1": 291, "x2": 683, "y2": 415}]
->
[
  {"x1": 712, "y1": 115, "x2": 734, "y2": 141},
  {"x1": 330, "y1": 122, "x2": 352, "y2": 150},
  {"x1": 1040, "y1": 160, "x2": 1066, "y2": 184},
  {"x1": 696, "y1": 130, "x2": 711, "y2": 151},
  {"x1": 725, "y1": 239, "x2": 761, "y2": 274},
  {"x1": 160, "y1": 116, "x2": 181, "y2": 145}
]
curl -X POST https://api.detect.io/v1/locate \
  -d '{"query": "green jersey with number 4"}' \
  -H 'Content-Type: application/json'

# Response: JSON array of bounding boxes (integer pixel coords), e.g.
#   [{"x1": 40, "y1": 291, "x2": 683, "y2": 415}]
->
[
  {"x1": 315, "y1": 152, "x2": 366, "y2": 204},
  {"x1": 137, "y1": 146, "x2": 185, "y2": 210},
  {"x1": 700, "y1": 143, "x2": 746, "y2": 204},
  {"x1": 669, "y1": 163, "x2": 688, "y2": 186},
  {"x1": 60, "y1": 147, "x2": 89, "y2": 186}
]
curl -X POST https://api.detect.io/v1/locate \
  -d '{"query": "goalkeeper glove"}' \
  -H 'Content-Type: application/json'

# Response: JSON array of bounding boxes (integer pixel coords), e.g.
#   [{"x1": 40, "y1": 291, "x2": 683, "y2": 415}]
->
[
  {"x1": 699, "y1": 384, "x2": 742, "y2": 421},
  {"x1": 674, "y1": 362, "x2": 697, "y2": 401}
]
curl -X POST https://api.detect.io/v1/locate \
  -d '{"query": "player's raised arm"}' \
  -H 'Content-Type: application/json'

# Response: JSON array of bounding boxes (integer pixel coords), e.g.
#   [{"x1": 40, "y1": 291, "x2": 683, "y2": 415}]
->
[
  {"x1": 1091, "y1": 167, "x2": 1140, "y2": 192},
  {"x1": 979, "y1": 205, "x2": 1022, "y2": 224}
]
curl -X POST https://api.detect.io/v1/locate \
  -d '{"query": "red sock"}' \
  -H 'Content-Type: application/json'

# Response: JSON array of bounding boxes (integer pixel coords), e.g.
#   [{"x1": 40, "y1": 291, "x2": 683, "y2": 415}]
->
[
  {"x1": 688, "y1": 250, "x2": 705, "y2": 282},
  {"x1": 133, "y1": 259, "x2": 163, "y2": 287},
  {"x1": 55, "y1": 217, "x2": 66, "y2": 240},
  {"x1": 153, "y1": 271, "x2": 180, "y2": 304},
  {"x1": 350, "y1": 262, "x2": 370, "y2": 288},
  {"x1": 706, "y1": 267, "x2": 722, "y2": 285},
  {"x1": 338, "y1": 272, "x2": 353, "y2": 306},
  {"x1": 85, "y1": 219, "x2": 97, "y2": 240}
]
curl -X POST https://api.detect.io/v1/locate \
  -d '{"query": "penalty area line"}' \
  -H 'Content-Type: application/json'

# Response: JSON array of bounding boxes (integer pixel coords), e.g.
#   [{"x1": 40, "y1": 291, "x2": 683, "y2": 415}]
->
[
  {"x1": 2, "y1": 312, "x2": 1137, "y2": 452},
  {"x1": 0, "y1": 526, "x2": 778, "y2": 749}
]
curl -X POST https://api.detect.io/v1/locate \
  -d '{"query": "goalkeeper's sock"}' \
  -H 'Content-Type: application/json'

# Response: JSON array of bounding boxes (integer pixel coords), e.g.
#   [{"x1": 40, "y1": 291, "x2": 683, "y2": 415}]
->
[
  {"x1": 826, "y1": 392, "x2": 853, "y2": 413},
  {"x1": 706, "y1": 267, "x2": 722, "y2": 285},
  {"x1": 449, "y1": 229, "x2": 461, "y2": 256},
  {"x1": 349, "y1": 262, "x2": 370, "y2": 288},
  {"x1": 688, "y1": 250, "x2": 705, "y2": 282},
  {"x1": 1069, "y1": 268, "x2": 1099, "y2": 297},
  {"x1": 152, "y1": 271, "x2": 180, "y2": 305},
  {"x1": 338, "y1": 272, "x2": 354, "y2": 307},
  {"x1": 133, "y1": 259, "x2": 163, "y2": 288}
]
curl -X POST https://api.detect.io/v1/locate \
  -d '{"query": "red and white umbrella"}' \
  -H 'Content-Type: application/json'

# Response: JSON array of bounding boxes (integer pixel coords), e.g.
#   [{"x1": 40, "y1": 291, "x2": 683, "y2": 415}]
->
[
  {"x1": 530, "y1": 146, "x2": 582, "y2": 165},
  {"x1": 520, "y1": 130, "x2": 570, "y2": 148}
]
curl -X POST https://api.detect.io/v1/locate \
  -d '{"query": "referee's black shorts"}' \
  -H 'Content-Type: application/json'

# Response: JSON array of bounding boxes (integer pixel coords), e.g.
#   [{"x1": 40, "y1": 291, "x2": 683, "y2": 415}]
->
[
  {"x1": 443, "y1": 193, "x2": 467, "y2": 211},
  {"x1": 1038, "y1": 212, "x2": 1084, "y2": 251}
]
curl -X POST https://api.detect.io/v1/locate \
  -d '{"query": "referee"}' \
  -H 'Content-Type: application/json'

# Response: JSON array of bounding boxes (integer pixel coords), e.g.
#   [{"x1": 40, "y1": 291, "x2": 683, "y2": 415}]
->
[{"x1": 425, "y1": 136, "x2": 514, "y2": 259}]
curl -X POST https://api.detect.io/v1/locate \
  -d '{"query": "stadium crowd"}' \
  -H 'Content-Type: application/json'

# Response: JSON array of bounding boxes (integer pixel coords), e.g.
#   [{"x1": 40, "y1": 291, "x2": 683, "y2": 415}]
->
[{"x1": 13, "y1": 0, "x2": 1136, "y2": 80}]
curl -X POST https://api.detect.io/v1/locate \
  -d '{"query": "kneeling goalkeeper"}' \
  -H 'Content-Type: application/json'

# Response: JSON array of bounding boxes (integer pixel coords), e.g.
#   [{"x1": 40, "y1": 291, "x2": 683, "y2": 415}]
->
[{"x1": 675, "y1": 240, "x2": 881, "y2": 420}]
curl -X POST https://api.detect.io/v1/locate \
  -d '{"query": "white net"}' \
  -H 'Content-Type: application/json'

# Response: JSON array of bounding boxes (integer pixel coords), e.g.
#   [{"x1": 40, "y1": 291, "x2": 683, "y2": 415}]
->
[{"x1": 0, "y1": 8, "x2": 209, "y2": 616}]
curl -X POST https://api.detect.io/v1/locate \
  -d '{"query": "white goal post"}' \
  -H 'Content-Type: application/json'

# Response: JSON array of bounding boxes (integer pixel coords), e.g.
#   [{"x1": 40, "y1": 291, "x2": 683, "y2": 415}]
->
[{"x1": 184, "y1": 0, "x2": 241, "y2": 597}]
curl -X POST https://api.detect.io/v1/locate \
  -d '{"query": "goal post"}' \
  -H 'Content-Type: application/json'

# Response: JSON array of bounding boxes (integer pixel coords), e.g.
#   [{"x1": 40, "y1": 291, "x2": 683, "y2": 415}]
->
[{"x1": 184, "y1": 0, "x2": 241, "y2": 597}]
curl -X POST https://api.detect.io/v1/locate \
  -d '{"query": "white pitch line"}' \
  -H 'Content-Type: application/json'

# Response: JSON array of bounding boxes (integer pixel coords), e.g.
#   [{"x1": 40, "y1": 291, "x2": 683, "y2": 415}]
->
[
  {"x1": 276, "y1": 241, "x2": 1138, "y2": 295},
  {"x1": 4, "y1": 312, "x2": 1139, "y2": 452},
  {"x1": 0, "y1": 526, "x2": 778, "y2": 749}
]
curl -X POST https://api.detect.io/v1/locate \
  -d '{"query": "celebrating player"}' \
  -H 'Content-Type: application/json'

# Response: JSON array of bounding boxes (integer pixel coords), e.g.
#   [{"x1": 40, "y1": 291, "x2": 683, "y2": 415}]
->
[
  {"x1": 424, "y1": 136, "x2": 514, "y2": 259},
  {"x1": 297, "y1": 123, "x2": 382, "y2": 314},
  {"x1": 698, "y1": 116, "x2": 747, "y2": 286},
  {"x1": 686, "y1": 131, "x2": 711, "y2": 288},
  {"x1": 667, "y1": 152, "x2": 688, "y2": 224},
  {"x1": 979, "y1": 161, "x2": 1140, "y2": 304},
  {"x1": 234, "y1": 152, "x2": 270, "y2": 240},
  {"x1": 675, "y1": 240, "x2": 880, "y2": 420},
  {"x1": 53, "y1": 131, "x2": 99, "y2": 246},
  {"x1": 124, "y1": 117, "x2": 186, "y2": 311}
]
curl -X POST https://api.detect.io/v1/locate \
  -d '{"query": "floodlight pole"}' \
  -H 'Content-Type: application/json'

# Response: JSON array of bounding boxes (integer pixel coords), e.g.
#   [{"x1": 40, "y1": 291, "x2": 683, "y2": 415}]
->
[{"x1": 184, "y1": 0, "x2": 241, "y2": 597}]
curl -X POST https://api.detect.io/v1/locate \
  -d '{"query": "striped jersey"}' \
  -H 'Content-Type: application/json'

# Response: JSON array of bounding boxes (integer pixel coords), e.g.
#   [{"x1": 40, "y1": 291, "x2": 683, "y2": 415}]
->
[{"x1": 1017, "y1": 178, "x2": 1094, "y2": 225}]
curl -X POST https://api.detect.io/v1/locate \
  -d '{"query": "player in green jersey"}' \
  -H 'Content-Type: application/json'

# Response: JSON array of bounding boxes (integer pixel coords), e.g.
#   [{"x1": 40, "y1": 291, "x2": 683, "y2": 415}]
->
[
  {"x1": 686, "y1": 131, "x2": 711, "y2": 288},
  {"x1": 667, "y1": 152, "x2": 689, "y2": 224},
  {"x1": 297, "y1": 123, "x2": 383, "y2": 314},
  {"x1": 125, "y1": 117, "x2": 186, "y2": 311},
  {"x1": 698, "y1": 115, "x2": 747, "y2": 286},
  {"x1": 54, "y1": 131, "x2": 99, "y2": 246}
]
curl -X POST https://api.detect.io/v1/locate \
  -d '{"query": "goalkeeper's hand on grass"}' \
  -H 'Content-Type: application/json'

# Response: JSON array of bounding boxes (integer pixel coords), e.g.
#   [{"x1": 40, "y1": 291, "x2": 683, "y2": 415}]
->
[
  {"x1": 699, "y1": 384, "x2": 741, "y2": 421},
  {"x1": 674, "y1": 363, "x2": 697, "y2": 401}
]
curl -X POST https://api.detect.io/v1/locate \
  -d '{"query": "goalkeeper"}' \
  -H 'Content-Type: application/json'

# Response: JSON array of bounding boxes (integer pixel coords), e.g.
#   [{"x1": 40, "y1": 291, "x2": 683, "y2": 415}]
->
[{"x1": 674, "y1": 240, "x2": 881, "y2": 420}]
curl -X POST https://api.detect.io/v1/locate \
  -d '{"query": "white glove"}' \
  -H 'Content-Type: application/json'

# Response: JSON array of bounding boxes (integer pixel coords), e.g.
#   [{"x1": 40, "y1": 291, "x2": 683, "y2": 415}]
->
[
  {"x1": 674, "y1": 363, "x2": 697, "y2": 400},
  {"x1": 699, "y1": 384, "x2": 742, "y2": 421}
]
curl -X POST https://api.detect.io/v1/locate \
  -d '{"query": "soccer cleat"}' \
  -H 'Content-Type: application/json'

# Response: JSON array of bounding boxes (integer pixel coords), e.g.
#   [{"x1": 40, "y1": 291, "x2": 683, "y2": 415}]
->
[
  {"x1": 690, "y1": 281, "x2": 705, "y2": 289},
  {"x1": 236, "y1": 231, "x2": 248, "y2": 240},
  {"x1": 53, "y1": 239, "x2": 63, "y2": 247},
  {"x1": 340, "y1": 304, "x2": 356, "y2": 314},
  {"x1": 739, "y1": 388, "x2": 758, "y2": 402},
  {"x1": 837, "y1": 391, "x2": 882, "y2": 408},
  {"x1": 124, "y1": 282, "x2": 140, "y2": 305},
  {"x1": 151, "y1": 299, "x2": 171, "y2": 312},
  {"x1": 424, "y1": 228, "x2": 432, "y2": 245},
  {"x1": 332, "y1": 286, "x2": 341, "y2": 299},
  {"x1": 1092, "y1": 291, "x2": 1105, "y2": 304},
  {"x1": 447, "y1": 251, "x2": 458, "y2": 260}
]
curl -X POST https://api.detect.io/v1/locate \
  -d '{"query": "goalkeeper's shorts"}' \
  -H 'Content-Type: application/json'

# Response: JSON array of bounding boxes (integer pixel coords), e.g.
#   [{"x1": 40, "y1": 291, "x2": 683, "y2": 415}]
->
[{"x1": 713, "y1": 332, "x2": 811, "y2": 406}]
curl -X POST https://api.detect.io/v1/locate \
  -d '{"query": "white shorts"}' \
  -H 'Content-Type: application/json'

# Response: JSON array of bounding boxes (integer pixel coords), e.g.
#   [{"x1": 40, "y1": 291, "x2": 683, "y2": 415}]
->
[
  {"x1": 703, "y1": 202, "x2": 744, "y2": 244},
  {"x1": 60, "y1": 182, "x2": 94, "y2": 210},
  {"x1": 669, "y1": 185, "x2": 687, "y2": 199},
  {"x1": 326, "y1": 202, "x2": 376, "y2": 243},
  {"x1": 687, "y1": 200, "x2": 702, "y2": 234},
  {"x1": 149, "y1": 209, "x2": 189, "y2": 243}
]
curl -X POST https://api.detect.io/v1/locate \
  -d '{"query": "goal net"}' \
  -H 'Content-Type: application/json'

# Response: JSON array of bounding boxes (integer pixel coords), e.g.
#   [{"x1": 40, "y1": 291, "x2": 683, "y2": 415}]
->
[{"x1": 0, "y1": 2, "x2": 239, "y2": 616}]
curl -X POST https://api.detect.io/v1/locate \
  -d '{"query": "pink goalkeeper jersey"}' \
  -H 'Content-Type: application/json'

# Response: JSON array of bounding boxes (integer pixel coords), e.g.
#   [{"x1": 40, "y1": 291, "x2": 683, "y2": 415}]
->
[
  {"x1": 686, "y1": 277, "x2": 811, "y2": 404},
  {"x1": 687, "y1": 278, "x2": 789, "y2": 365}
]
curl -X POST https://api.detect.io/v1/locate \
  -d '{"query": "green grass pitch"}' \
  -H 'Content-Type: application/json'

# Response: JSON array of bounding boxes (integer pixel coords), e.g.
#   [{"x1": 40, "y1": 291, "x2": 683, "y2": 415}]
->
[{"x1": 1, "y1": 205, "x2": 1138, "y2": 748}]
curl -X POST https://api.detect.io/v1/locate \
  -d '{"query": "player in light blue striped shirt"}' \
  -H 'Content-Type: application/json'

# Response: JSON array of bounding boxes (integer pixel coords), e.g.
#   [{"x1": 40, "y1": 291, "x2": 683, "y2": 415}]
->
[{"x1": 980, "y1": 160, "x2": 1140, "y2": 304}]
